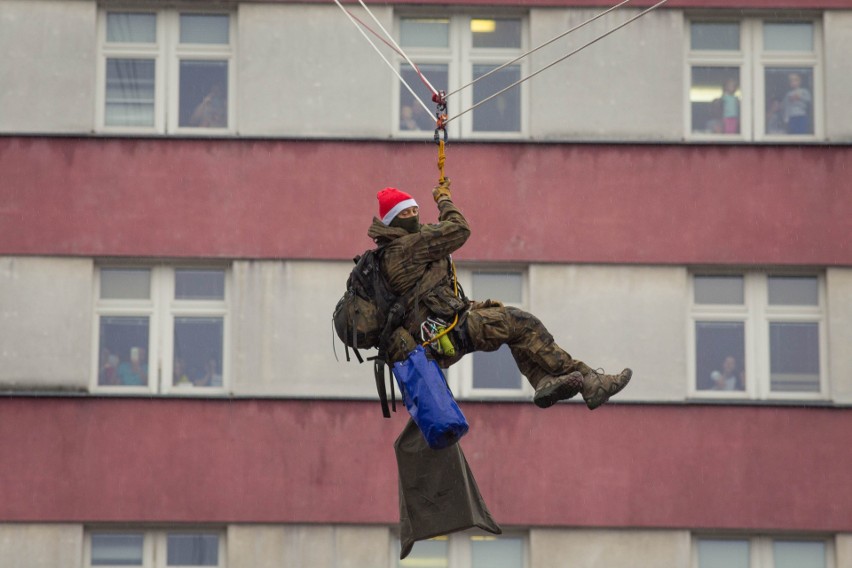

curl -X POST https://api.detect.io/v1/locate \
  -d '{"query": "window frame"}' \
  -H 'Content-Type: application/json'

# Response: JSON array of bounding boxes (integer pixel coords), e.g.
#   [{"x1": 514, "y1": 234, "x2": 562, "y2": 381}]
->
[
  {"x1": 684, "y1": 14, "x2": 823, "y2": 143},
  {"x1": 85, "y1": 528, "x2": 226, "y2": 568},
  {"x1": 96, "y1": 7, "x2": 236, "y2": 135},
  {"x1": 92, "y1": 264, "x2": 231, "y2": 395},
  {"x1": 690, "y1": 534, "x2": 835, "y2": 568},
  {"x1": 687, "y1": 271, "x2": 828, "y2": 401},
  {"x1": 393, "y1": 11, "x2": 529, "y2": 140},
  {"x1": 448, "y1": 266, "x2": 531, "y2": 400}
]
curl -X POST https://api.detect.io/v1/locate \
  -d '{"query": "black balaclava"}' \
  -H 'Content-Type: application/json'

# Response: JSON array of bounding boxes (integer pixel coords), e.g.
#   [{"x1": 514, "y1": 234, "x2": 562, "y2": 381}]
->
[{"x1": 390, "y1": 214, "x2": 421, "y2": 234}]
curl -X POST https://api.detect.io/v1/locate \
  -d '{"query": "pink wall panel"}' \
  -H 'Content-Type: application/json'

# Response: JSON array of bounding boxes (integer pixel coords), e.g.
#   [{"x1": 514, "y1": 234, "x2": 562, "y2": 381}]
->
[
  {"x1": 1, "y1": 397, "x2": 850, "y2": 531},
  {"x1": 1, "y1": 137, "x2": 850, "y2": 266}
]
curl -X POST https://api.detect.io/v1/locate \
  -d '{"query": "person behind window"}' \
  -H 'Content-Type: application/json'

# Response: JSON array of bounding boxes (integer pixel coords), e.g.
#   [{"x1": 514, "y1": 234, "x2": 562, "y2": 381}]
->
[
  {"x1": 365, "y1": 184, "x2": 632, "y2": 410},
  {"x1": 710, "y1": 355, "x2": 744, "y2": 391},
  {"x1": 400, "y1": 104, "x2": 419, "y2": 131},
  {"x1": 195, "y1": 357, "x2": 222, "y2": 387},
  {"x1": 721, "y1": 78, "x2": 740, "y2": 134},
  {"x1": 766, "y1": 97, "x2": 785, "y2": 134},
  {"x1": 118, "y1": 347, "x2": 148, "y2": 386},
  {"x1": 783, "y1": 73, "x2": 811, "y2": 135},
  {"x1": 99, "y1": 348, "x2": 119, "y2": 385},
  {"x1": 189, "y1": 82, "x2": 227, "y2": 128},
  {"x1": 173, "y1": 357, "x2": 191, "y2": 386}
]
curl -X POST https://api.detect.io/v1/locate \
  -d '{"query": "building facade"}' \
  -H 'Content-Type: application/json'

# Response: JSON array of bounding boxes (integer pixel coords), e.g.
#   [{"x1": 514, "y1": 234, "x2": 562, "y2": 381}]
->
[{"x1": 1, "y1": 0, "x2": 851, "y2": 567}]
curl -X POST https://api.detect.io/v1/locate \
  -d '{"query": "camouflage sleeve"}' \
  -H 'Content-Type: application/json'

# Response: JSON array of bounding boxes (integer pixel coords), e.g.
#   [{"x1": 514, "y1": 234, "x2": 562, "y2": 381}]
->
[{"x1": 412, "y1": 198, "x2": 471, "y2": 262}]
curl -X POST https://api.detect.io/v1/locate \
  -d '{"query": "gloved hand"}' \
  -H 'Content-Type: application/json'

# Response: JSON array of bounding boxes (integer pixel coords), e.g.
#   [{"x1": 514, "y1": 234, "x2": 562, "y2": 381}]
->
[{"x1": 432, "y1": 178, "x2": 452, "y2": 203}]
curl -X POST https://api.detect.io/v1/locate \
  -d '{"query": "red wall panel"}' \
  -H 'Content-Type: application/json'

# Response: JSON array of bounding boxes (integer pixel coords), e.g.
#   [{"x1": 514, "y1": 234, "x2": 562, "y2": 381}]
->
[
  {"x1": 0, "y1": 397, "x2": 850, "y2": 531},
  {"x1": 1, "y1": 136, "x2": 850, "y2": 266}
]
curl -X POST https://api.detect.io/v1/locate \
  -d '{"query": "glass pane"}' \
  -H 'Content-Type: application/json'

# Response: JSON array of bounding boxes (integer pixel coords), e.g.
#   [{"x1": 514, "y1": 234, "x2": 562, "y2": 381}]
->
[
  {"x1": 764, "y1": 22, "x2": 813, "y2": 51},
  {"x1": 691, "y1": 22, "x2": 740, "y2": 50},
  {"x1": 400, "y1": 18, "x2": 449, "y2": 48},
  {"x1": 472, "y1": 18, "x2": 522, "y2": 49},
  {"x1": 473, "y1": 64, "x2": 521, "y2": 132},
  {"x1": 105, "y1": 58, "x2": 155, "y2": 127},
  {"x1": 773, "y1": 540, "x2": 826, "y2": 568},
  {"x1": 768, "y1": 276, "x2": 818, "y2": 305},
  {"x1": 765, "y1": 68, "x2": 813, "y2": 135},
  {"x1": 697, "y1": 539, "x2": 749, "y2": 568},
  {"x1": 106, "y1": 12, "x2": 156, "y2": 43},
  {"x1": 179, "y1": 60, "x2": 228, "y2": 128},
  {"x1": 101, "y1": 268, "x2": 151, "y2": 300},
  {"x1": 175, "y1": 269, "x2": 225, "y2": 300},
  {"x1": 473, "y1": 272, "x2": 522, "y2": 304},
  {"x1": 695, "y1": 322, "x2": 745, "y2": 392},
  {"x1": 167, "y1": 533, "x2": 219, "y2": 566},
  {"x1": 471, "y1": 536, "x2": 523, "y2": 568},
  {"x1": 473, "y1": 345, "x2": 523, "y2": 390},
  {"x1": 398, "y1": 537, "x2": 448, "y2": 568},
  {"x1": 180, "y1": 14, "x2": 229, "y2": 44},
  {"x1": 99, "y1": 317, "x2": 149, "y2": 386},
  {"x1": 174, "y1": 317, "x2": 224, "y2": 387},
  {"x1": 400, "y1": 64, "x2": 448, "y2": 132},
  {"x1": 694, "y1": 275, "x2": 744, "y2": 304},
  {"x1": 770, "y1": 322, "x2": 820, "y2": 392},
  {"x1": 690, "y1": 67, "x2": 741, "y2": 134},
  {"x1": 91, "y1": 533, "x2": 144, "y2": 566}
]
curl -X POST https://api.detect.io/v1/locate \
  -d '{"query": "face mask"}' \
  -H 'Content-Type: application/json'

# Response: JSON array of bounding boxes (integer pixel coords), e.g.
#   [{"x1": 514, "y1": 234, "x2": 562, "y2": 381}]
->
[{"x1": 390, "y1": 214, "x2": 420, "y2": 234}]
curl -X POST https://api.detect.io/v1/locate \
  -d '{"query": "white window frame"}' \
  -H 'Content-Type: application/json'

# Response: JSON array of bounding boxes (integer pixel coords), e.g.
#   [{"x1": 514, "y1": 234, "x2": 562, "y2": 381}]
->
[
  {"x1": 688, "y1": 271, "x2": 828, "y2": 401},
  {"x1": 96, "y1": 7, "x2": 236, "y2": 134},
  {"x1": 393, "y1": 11, "x2": 529, "y2": 140},
  {"x1": 690, "y1": 534, "x2": 835, "y2": 568},
  {"x1": 92, "y1": 264, "x2": 230, "y2": 395},
  {"x1": 393, "y1": 530, "x2": 528, "y2": 568},
  {"x1": 685, "y1": 15, "x2": 823, "y2": 142},
  {"x1": 447, "y1": 266, "x2": 531, "y2": 400},
  {"x1": 84, "y1": 529, "x2": 226, "y2": 568}
]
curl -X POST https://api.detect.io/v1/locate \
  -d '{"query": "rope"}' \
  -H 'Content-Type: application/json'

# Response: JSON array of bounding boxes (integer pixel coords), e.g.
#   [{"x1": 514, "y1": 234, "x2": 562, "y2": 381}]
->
[
  {"x1": 444, "y1": 0, "x2": 632, "y2": 100},
  {"x1": 445, "y1": 0, "x2": 668, "y2": 126},
  {"x1": 332, "y1": 0, "x2": 434, "y2": 120},
  {"x1": 437, "y1": 140, "x2": 446, "y2": 183}
]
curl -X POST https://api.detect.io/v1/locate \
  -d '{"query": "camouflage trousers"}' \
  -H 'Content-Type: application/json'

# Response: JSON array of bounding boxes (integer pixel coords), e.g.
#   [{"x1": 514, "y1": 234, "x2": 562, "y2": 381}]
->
[{"x1": 444, "y1": 305, "x2": 589, "y2": 390}]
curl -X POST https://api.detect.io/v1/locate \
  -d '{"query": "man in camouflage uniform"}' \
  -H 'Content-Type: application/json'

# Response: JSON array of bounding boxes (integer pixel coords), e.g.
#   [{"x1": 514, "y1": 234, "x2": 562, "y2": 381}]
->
[{"x1": 369, "y1": 181, "x2": 631, "y2": 410}]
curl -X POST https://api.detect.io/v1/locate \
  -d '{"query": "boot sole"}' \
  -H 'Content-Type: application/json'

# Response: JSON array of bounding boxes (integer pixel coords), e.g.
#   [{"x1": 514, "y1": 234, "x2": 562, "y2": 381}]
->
[{"x1": 534, "y1": 381, "x2": 579, "y2": 409}]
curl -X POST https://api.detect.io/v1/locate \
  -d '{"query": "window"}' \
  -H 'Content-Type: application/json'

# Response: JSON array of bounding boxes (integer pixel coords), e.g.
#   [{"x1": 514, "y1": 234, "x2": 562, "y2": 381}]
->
[
  {"x1": 98, "y1": 9, "x2": 234, "y2": 133},
  {"x1": 398, "y1": 533, "x2": 525, "y2": 568},
  {"x1": 693, "y1": 536, "x2": 832, "y2": 568},
  {"x1": 689, "y1": 272, "x2": 826, "y2": 399},
  {"x1": 687, "y1": 17, "x2": 821, "y2": 141},
  {"x1": 94, "y1": 266, "x2": 228, "y2": 394},
  {"x1": 87, "y1": 530, "x2": 224, "y2": 568},
  {"x1": 396, "y1": 15, "x2": 526, "y2": 137},
  {"x1": 450, "y1": 269, "x2": 526, "y2": 399}
]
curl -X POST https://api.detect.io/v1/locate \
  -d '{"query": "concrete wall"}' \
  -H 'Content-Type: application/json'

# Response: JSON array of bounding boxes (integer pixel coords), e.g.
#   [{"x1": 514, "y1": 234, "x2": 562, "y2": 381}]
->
[
  {"x1": 824, "y1": 12, "x2": 852, "y2": 142},
  {"x1": 531, "y1": 529, "x2": 690, "y2": 568},
  {"x1": 0, "y1": 0, "x2": 95, "y2": 133},
  {"x1": 0, "y1": 257, "x2": 93, "y2": 390},
  {"x1": 227, "y1": 524, "x2": 390, "y2": 568},
  {"x1": 0, "y1": 524, "x2": 83, "y2": 568},
  {"x1": 529, "y1": 7, "x2": 684, "y2": 141},
  {"x1": 827, "y1": 268, "x2": 852, "y2": 404}
]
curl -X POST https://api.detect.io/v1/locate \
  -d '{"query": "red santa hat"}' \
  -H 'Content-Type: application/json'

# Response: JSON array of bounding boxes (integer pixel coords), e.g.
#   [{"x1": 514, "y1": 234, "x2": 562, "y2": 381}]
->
[{"x1": 377, "y1": 187, "x2": 418, "y2": 225}]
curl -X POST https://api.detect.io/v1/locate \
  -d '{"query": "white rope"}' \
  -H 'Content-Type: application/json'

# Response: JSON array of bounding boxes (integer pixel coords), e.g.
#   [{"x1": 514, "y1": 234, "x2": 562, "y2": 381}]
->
[
  {"x1": 332, "y1": 0, "x2": 434, "y2": 119},
  {"x1": 355, "y1": 0, "x2": 440, "y2": 98},
  {"x1": 445, "y1": 0, "x2": 668, "y2": 126},
  {"x1": 445, "y1": 0, "x2": 632, "y2": 100}
]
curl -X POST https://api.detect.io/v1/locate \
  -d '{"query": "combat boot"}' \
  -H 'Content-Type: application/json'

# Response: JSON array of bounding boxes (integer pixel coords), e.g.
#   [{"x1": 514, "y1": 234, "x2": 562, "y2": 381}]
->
[
  {"x1": 581, "y1": 368, "x2": 632, "y2": 410},
  {"x1": 533, "y1": 371, "x2": 584, "y2": 409}
]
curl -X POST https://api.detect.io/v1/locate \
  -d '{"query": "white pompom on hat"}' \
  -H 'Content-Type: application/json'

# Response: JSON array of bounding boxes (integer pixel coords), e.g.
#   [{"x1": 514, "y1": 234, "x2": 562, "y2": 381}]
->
[{"x1": 377, "y1": 187, "x2": 418, "y2": 225}]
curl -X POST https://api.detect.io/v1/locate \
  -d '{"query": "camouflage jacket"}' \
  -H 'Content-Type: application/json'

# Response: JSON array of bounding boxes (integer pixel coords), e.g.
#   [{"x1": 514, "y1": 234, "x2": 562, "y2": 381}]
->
[{"x1": 366, "y1": 197, "x2": 470, "y2": 338}]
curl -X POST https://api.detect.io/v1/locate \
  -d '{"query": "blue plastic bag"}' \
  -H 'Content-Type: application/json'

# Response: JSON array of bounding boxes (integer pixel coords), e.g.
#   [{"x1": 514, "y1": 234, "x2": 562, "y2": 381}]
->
[{"x1": 392, "y1": 346, "x2": 469, "y2": 449}]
